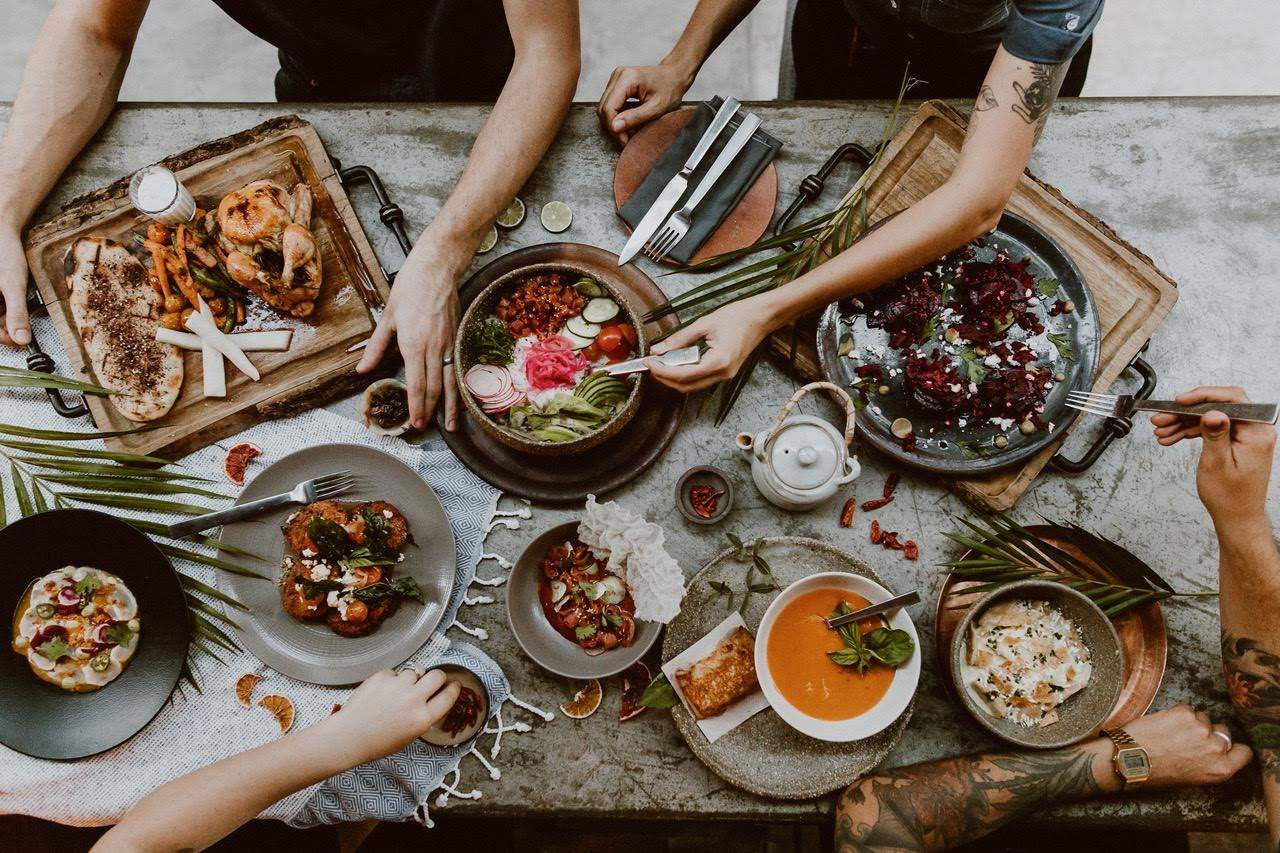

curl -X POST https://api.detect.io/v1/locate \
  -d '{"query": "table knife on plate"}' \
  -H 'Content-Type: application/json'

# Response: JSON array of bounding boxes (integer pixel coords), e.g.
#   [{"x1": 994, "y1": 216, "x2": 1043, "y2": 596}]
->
[{"x1": 617, "y1": 97, "x2": 741, "y2": 266}]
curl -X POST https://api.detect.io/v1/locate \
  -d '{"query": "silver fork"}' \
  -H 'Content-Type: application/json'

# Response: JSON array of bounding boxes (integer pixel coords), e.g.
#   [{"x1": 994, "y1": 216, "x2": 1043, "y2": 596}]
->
[
  {"x1": 1066, "y1": 391, "x2": 1279, "y2": 424},
  {"x1": 165, "y1": 470, "x2": 356, "y2": 538},
  {"x1": 644, "y1": 112, "x2": 764, "y2": 263}
]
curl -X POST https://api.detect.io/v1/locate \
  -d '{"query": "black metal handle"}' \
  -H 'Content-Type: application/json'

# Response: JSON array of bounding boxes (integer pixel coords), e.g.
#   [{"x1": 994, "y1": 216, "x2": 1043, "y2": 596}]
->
[
  {"x1": 1051, "y1": 346, "x2": 1158, "y2": 474},
  {"x1": 334, "y1": 161, "x2": 413, "y2": 271},
  {"x1": 25, "y1": 287, "x2": 89, "y2": 419},
  {"x1": 773, "y1": 142, "x2": 875, "y2": 242}
]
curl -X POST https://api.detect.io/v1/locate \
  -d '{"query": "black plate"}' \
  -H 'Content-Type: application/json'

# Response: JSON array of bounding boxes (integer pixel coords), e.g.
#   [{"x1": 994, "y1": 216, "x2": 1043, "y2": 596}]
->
[
  {"x1": 437, "y1": 243, "x2": 685, "y2": 504},
  {"x1": 817, "y1": 212, "x2": 1099, "y2": 475},
  {"x1": 0, "y1": 510, "x2": 190, "y2": 760}
]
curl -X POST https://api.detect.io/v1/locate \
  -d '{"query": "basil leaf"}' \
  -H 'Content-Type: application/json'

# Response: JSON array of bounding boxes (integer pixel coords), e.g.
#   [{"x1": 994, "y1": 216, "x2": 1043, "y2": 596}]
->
[
  {"x1": 828, "y1": 646, "x2": 871, "y2": 673},
  {"x1": 351, "y1": 577, "x2": 424, "y2": 605},
  {"x1": 299, "y1": 578, "x2": 341, "y2": 598},
  {"x1": 305, "y1": 517, "x2": 352, "y2": 560},
  {"x1": 862, "y1": 627, "x2": 915, "y2": 668},
  {"x1": 358, "y1": 508, "x2": 397, "y2": 559},
  {"x1": 638, "y1": 673, "x2": 680, "y2": 709}
]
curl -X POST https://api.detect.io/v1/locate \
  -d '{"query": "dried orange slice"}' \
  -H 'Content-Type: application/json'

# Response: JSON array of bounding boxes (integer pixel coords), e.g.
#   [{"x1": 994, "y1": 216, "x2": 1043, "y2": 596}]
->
[
  {"x1": 224, "y1": 442, "x2": 262, "y2": 486},
  {"x1": 560, "y1": 678, "x2": 602, "y2": 719},
  {"x1": 619, "y1": 661, "x2": 652, "y2": 722},
  {"x1": 234, "y1": 673, "x2": 262, "y2": 708},
  {"x1": 259, "y1": 694, "x2": 295, "y2": 733}
]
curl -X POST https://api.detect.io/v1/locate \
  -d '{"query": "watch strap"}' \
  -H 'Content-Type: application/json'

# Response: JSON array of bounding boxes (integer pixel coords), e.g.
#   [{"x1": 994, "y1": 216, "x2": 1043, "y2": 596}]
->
[{"x1": 1102, "y1": 727, "x2": 1137, "y2": 747}]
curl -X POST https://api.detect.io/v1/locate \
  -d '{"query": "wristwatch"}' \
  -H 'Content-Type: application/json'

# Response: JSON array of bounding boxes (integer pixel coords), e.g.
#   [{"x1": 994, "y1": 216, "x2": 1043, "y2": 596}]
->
[{"x1": 1101, "y1": 727, "x2": 1151, "y2": 788}]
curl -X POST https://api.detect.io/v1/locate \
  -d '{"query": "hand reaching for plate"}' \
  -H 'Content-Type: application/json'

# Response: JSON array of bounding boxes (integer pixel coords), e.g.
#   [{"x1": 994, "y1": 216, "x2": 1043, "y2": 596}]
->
[
  {"x1": 597, "y1": 62, "x2": 695, "y2": 146},
  {"x1": 329, "y1": 668, "x2": 461, "y2": 766}
]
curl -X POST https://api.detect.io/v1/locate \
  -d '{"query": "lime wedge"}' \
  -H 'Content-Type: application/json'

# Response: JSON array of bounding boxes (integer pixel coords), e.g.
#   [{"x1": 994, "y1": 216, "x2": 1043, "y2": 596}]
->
[
  {"x1": 496, "y1": 197, "x2": 526, "y2": 229},
  {"x1": 540, "y1": 201, "x2": 572, "y2": 234},
  {"x1": 477, "y1": 225, "x2": 498, "y2": 254}
]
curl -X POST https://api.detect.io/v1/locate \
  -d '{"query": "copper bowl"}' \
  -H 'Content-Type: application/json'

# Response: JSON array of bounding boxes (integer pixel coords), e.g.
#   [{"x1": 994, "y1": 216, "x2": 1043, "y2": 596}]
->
[{"x1": 453, "y1": 261, "x2": 646, "y2": 457}]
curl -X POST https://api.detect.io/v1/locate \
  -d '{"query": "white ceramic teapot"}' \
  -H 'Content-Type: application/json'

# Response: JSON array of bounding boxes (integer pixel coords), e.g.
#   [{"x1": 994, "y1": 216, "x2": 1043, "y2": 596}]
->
[{"x1": 736, "y1": 382, "x2": 860, "y2": 511}]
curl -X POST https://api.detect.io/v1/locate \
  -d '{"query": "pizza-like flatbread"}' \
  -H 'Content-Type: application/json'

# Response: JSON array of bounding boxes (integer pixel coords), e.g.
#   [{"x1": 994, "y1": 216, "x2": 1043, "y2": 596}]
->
[{"x1": 64, "y1": 237, "x2": 183, "y2": 422}]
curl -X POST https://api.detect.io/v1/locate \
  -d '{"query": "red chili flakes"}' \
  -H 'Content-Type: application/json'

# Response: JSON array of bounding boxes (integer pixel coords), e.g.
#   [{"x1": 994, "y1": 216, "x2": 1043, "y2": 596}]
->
[
  {"x1": 882, "y1": 473, "x2": 900, "y2": 499},
  {"x1": 903, "y1": 541, "x2": 920, "y2": 561},
  {"x1": 441, "y1": 685, "x2": 482, "y2": 737},
  {"x1": 689, "y1": 485, "x2": 725, "y2": 519},
  {"x1": 869, "y1": 520, "x2": 883, "y2": 544},
  {"x1": 860, "y1": 496, "x2": 893, "y2": 511},
  {"x1": 839, "y1": 498, "x2": 856, "y2": 528}
]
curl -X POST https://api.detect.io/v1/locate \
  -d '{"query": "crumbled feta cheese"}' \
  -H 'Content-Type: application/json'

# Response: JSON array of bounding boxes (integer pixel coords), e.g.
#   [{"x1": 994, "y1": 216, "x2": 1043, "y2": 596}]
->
[
  {"x1": 326, "y1": 591, "x2": 341, "y2": 608},
  {"x1": 949, "y1": 383, "x2": 962, "y2": 393},
  {"x1": 301, "y1": 548, "x2": 316, "y2": 558},
  {"x1": 309, "y1": 564, "x2": 331, "y2": 581},
  {"x1": 286, "y1": 512, "x2": 299, "y2": 524},
  {"x1": 397, "y1": 553, "x2": 406, "y2": 563},
  {"x1": 984, "y1": 355, "x2": 1001, "y2": 368},
  {"x1": 382, "y1": 510, "x2": 393, "y2": 519}
]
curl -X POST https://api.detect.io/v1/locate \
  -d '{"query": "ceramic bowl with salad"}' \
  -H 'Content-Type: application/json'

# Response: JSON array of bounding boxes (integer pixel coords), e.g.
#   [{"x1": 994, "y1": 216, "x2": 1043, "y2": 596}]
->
[{"x1": 454, "y1": 262, "x2": 646, "y2": 455}]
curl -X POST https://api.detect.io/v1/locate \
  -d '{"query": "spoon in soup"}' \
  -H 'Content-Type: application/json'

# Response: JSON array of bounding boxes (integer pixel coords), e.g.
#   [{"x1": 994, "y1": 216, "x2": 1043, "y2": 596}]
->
[{"x1": 825, "y1": 589, "x2": 921, "y2": 630}]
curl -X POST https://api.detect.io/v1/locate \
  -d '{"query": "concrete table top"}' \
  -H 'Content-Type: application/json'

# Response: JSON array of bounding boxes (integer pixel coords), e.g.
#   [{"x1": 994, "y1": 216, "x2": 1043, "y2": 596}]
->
[{"x1": 6, "y1": 98, "x2": 1277, "y2": 831}]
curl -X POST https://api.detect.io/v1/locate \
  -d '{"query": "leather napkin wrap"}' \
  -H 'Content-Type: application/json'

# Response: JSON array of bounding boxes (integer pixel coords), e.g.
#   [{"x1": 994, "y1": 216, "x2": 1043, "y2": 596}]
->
[{"x1": 618, "y1": 97, "x2": 782, "y2": 264}]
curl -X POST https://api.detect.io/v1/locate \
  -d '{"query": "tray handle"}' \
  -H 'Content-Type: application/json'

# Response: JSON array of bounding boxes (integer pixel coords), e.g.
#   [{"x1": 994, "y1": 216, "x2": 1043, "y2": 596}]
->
[
  {"x1": 25, "y1": 287, "x2": 89, "y2": 419},
  {"x1": 1051, "y1": 345, "x2": 1158, "y2": 474},
  {"x1": 333, "y1": 161, "x2": 413, "y2": 269},
  {"x1": 773, "y1": 142, "x2": 876, "y2": 242}
]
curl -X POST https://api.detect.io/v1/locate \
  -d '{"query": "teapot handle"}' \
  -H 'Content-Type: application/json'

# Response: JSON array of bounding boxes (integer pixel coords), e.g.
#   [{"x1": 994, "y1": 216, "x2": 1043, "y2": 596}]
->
[{"x1": 765, "y1": 381, "x2": 858, "y2": 448}]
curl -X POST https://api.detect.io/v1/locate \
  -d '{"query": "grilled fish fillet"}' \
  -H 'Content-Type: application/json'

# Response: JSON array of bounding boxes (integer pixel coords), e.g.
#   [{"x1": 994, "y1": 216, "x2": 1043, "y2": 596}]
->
[{"x1": 64, "y1": 237, "x2": 183, "y2": 422}]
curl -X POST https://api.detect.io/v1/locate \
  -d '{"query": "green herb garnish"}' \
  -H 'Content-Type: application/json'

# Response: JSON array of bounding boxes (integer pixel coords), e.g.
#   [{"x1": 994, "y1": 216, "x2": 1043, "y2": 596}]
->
[
  {"x1": 35, "y1": 637, "x2": 72, "y2": 661},
  {"x1": 1036, "y1": 278, "x2": 1060, "y2": 299},
  {"x1": 352, "y1": 577, "x2": 425, "y2": 605},
  {"x1": 470, "y1": 316, "x2": 516, "y2": 366},
  {"x1": 826, "y1": 601, "x2": 914, "y2": 674},
  {"x1": 74, "y1": 575, "x2": 102, "y2": 599},
  {"x1": 103, "y1": 623, "x2": 134, "y2": 647},
  {"x1": 574, "y1": 624, "x2": 597, "y2": 641},
  {"x1": 1047, "y1": 331, "x2": 1075, "y2": 362},
  {"x1": 305, "y1": 517, "x2": 352, "y2": 560},
  {"x1": 638, "y1": 672, "x2": 679, "y2": 709}
]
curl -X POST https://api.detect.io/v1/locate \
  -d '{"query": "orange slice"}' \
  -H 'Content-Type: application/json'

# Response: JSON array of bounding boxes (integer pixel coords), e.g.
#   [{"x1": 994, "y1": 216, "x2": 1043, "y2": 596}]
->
[
  {"x1": 234, "y1": 672, "x2": 262, "y2": 708},
  {"x1": 224, "y1": 442, "x2": 262, "y2": 485},
  {"x1": 259, "y1": 694, "x2": 295, "y2": 733},
  {"x1": 560, "y1": 678, "x2": 603, "y2": 719}
]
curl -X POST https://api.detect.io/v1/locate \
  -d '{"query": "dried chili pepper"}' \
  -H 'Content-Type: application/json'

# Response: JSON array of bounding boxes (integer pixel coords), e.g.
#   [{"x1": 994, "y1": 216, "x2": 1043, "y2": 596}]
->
[
  {"x1": 860, "y1": 496, "x2": 894, "y2": 511},
  {"x1": 689, "y1": 485, "x2": 725, "y2": 519},
  {"x1": 869, "y1": 520, "x2": 883, "y2": 544},
  {"x1": 883, "y1": 473, "x2": 900, "y2": 499},
  {"x1": 881, "y1": 531, "x2": 904, "y2": 550},
  {"x1": 839, "y1": 498, "x2": 856, "y2": 528},
  {"x1": 441, "y1": 685, "x2": 482, "y2": 736},
  {"x1": 903, "y1": 540, "x2": 920, "y2": 561}
]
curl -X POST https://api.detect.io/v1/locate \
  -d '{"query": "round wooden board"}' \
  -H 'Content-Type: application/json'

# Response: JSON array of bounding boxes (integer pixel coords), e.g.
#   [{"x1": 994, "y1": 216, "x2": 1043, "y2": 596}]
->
[
  {"x1": 663, "y1": 537, "x2": 913, "y2": 800},
  {"x1": 437, "y1": 242, "x2": 685, "y2": 504},
  {"x1": 613, "y1": 108, "x2": 778, "y2": 266},
  {"x1": 934, "y1": 526, "x2": 1167, "y2": 730}
]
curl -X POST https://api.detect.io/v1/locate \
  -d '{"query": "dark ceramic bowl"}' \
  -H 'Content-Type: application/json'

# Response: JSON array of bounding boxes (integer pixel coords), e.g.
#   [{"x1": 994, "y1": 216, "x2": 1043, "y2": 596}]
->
[
  {"x1": 454, "y1": 261, "x2": 646, "y2": 457},
  {"x1": 949, "y1": 580, "x2": 1124, "y2": 749},
  {"x1": 675, "y1": 466, "x2": 734, "y2": 525},
  {"x1": 506, "y1": 522, "x2": 661, "y2": 678}
]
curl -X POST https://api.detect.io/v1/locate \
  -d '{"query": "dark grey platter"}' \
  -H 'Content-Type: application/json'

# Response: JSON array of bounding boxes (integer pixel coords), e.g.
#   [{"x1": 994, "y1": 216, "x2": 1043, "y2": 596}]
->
[{"x1": 817, "y1": 212, "x2": 1099, "y2": 475}]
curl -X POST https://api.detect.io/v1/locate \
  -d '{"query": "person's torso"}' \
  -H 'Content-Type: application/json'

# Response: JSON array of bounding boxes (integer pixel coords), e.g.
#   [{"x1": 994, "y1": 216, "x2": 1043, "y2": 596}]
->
[{"x1": 842, "y1": 0, "x2": 1012, "y2": 35}]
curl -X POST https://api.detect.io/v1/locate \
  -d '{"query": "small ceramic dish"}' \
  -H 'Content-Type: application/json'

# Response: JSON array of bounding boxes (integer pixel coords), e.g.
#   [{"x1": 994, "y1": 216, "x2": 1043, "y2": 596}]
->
[
  {"x1": 361, "y1": 378, "x2": 412, "y2": 437},
  {"x1": 675, "y1": 466, "x2": 734, "y2": 525},
  {"x1": 949, "y1": 580, "x2": 1124, "y2": 749},
  {"x1": 453, "y1": 261, "x2": 647, "y2": 457},
  {"x1": 755, "y1": 572, "x2": 921, "y2": 743},
  {"x1": 420, "y1": 663, "x2": 489, "y2": 747},
  {"x1": 506, "y1": 522, "x2": 661, "y2": 679}
]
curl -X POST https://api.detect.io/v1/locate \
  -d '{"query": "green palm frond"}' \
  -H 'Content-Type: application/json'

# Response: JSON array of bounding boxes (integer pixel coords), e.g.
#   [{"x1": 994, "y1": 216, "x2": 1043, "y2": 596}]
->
[
  {"x1": 939, "y1": 512, "x2": 1214, "y2": 618},
  {"x1": 0, "y1": 365, "x2": 115, "y2": 395}
]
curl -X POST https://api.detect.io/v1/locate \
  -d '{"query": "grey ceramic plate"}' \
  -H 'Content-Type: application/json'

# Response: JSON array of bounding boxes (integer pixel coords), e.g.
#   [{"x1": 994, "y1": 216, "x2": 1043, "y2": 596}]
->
[
  {"x1": 949, "y1": 580, "x2": 1124, "y2": 749},
  {"x1": 817, "y1": 212, "x2": 1100, "y2": 474},
  {"x1": 217, "y1": 444, "x2": 455, "y2": 686},
  {"x1": 664, "y1": 537, "x2": 914, "y2": 799},
  {"x1": 507, "y1": 522, "x2": 661, "y2": 679}
]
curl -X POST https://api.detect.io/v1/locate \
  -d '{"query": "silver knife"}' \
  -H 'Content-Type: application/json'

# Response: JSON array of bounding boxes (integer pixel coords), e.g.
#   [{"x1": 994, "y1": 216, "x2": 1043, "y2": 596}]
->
[
  {"x1": 617, "y1": 97, "x2": 741, "y2": 265},
  {"x1": 603, "y1": 345, "x2": 701, "y2": 376},
  {"x1": 825, "y1": 590, "x2": 921, "y2": 630}
]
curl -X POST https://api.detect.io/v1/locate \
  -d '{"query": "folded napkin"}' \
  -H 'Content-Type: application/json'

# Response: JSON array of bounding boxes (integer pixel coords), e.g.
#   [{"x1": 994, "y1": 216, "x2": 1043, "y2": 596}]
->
[{"x1": 618, "y1": 96, "x2": 782, "y2": 264}]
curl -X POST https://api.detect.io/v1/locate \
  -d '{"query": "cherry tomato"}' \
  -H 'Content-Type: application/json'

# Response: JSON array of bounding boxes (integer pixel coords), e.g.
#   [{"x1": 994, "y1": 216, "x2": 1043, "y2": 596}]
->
[
  {"x1": 582, "y1": 342, "x2": 602, "y2": 362},
  {"x1": 595, "y1": 327, "x2": 625, "y2": 357},
  {"x1": 618, "y1": 323, "x2": 638, "y2": 347},
  {"x1": 344, "y1": 599, "x2": 369, "y2": 623}
]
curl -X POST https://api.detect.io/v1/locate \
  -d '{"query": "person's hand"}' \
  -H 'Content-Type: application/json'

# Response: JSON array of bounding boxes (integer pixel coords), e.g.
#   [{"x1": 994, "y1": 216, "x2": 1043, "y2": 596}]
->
[
  {"x1": 327, "y1": 668, "x2": 461, "y2": 765},
  {"x1": 0, "y1": 227, "x2": 32, "y2": 347},
  {"x1": 1150, "y1": 386, "x2": 1277, "y2": 525},
  {"x1": 356, "y1": 240, "x2": 463, "y2": 431},
  {"x1": 597, "y1": 61, "x2": 695, "y2": 145},
  {"x1": 1096, "y1": 704, "x2": 1253, "y2": 790},
  {"x1": 646, "y1": 296, "x2": 775, "y2": 392}
]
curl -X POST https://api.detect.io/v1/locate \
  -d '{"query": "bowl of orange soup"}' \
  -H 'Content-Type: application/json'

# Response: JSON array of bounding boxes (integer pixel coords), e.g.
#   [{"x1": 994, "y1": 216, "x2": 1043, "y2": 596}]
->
[{"x1": 755, "y1": 572, "x2": 920, "y2": 742}]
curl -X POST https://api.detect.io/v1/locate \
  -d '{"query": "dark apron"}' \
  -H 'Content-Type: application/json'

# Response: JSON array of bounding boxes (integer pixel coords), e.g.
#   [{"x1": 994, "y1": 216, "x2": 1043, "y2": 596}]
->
[
  {"x1": 210, "y1": 0, "x2": 515, "y2": 101},
  {"x1": 791, "y1": 0, "x2": 1091, "y2": 100}
]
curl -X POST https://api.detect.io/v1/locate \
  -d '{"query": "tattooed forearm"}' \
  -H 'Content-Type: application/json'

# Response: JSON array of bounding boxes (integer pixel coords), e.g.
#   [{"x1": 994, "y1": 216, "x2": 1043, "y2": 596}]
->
[
  {"x1": 1010, "y1": 62, "x2": 1066, "y2": 143},
  {"x1": 834, "y1": 747, "x2": 1102, "y2": 852},
  {"x1": 1223, "y1": 633, "x2": 1280, "y2": 783},
  {"x1": 974, "y1": 84, "x2": 999, "y2": 112}
]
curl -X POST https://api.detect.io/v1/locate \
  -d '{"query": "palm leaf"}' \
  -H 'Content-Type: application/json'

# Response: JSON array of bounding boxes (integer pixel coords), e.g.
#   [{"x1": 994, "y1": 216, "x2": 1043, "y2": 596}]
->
[
  {"x1": 0, "y1": 439, "x2": 173, "y2": 465},
  {"x1": 178, "y1": 571, "x2": 252, "y2": 612},
  {"x1": 0, "y1": 374, "x2": 115, "y2": 395},
  {"x1": 0, "y1": 423, "x2": 150, "y2": 441},
  {"x1": 10, "y1": 461, "x2": 33, "y2": 517},
  {"x1": 161, "y1": 543, "x2": 269, "y2": 580},
  {"x1": 126, "y1": 518, "x2": 267, "y2": 560},
  {"x1": 57, "y1": 492, "x2": 215, "y2": 515},
  {"x1": 14, "y1": 456, "x2": 210, "y2": 481}
]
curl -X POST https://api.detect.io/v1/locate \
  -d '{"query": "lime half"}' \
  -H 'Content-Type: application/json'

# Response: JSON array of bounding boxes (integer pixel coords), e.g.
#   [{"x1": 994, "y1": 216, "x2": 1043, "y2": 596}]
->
[
  {"x1": 496, "y1": 197, "x2": 526, "y2": 229},
  {"x1": 540, "y1": 201, "x2": 572, "y2": 234},
  {"x1": 476, "y1": 225, "x2": 498, "y2": 254}
]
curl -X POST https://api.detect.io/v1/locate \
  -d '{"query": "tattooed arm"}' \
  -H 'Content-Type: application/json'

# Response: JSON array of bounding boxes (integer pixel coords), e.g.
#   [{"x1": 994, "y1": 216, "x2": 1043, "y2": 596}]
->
[
  {"x1": 1153, "y1": 386, "x2": 1280, "y2": 847},
  {"x1": 835, "y1": 705, "x2": 1252, "y2": 852},
  {"x1": 646, "y1": 47, "x2": 1077, "y2": 391}
]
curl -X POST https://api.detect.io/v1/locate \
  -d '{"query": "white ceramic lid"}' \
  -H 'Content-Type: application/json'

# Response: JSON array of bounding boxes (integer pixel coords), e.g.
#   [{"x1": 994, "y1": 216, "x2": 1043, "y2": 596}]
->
[{"x1": 768, "y1": 420, "x2": 840, "y2": 490}]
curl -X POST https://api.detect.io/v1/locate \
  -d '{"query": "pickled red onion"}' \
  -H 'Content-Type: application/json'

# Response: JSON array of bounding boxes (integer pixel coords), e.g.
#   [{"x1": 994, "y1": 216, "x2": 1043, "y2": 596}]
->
[{"x1": 524, "y1": 337, "x2": 589, "y2": 390}]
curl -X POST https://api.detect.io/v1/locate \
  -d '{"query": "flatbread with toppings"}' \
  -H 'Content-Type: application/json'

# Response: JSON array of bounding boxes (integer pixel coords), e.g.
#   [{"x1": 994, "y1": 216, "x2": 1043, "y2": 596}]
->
[{"x1": 64, "y1": 237, "x2": 182, "y2": 422}]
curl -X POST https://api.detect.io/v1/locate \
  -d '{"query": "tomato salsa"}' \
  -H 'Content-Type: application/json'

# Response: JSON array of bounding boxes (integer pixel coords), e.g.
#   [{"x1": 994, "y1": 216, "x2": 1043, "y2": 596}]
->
[{"x1": 538, "y1": 540, "x2": 637, "y2": 654}]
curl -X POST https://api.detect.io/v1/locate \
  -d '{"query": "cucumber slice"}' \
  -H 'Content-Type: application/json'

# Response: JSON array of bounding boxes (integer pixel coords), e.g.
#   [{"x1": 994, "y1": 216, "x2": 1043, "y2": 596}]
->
[
  {"x1": 566, "y1": 316, "x2": 601, "y2": 338},
  {"x1": 574, "y1": 277, "x2": 606, "y2": 298},
  {"x1": 562, "y1": 330, "x2": 594, "y2": 349},
  {"x1": 581, "y1": 298, "x2": 620, "y2": 324},
  {"x1": 598, "y1": 575, "x2": 627, "y2": 605}
]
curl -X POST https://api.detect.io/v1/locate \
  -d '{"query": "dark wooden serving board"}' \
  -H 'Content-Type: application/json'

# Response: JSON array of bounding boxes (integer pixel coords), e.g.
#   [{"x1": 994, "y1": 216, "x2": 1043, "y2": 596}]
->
[
  {"x1": 766, "y1": 100, "x2": 1179, "y2": 510},
  {"x1": 23, "y1": 115, "x2": 391, "y2": 459}
]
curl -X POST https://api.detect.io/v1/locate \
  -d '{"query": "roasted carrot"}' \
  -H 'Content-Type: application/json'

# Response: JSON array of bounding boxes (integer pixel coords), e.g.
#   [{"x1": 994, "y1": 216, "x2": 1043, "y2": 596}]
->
[
  {"x1": 235, "y1": 299, "x2": 245, "y2": 325},
  {"x1": 171, "y1": 225, "x2": 201, "y2": 308},
  {"x1": 149, "y1": 245, "x2": 171, "y2": 299}
]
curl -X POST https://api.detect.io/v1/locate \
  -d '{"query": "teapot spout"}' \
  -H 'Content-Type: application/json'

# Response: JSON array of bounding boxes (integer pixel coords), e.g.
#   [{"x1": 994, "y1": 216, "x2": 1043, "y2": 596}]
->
[{"x1": 735, "y1": 432, "x2": 755, "y2": 455}]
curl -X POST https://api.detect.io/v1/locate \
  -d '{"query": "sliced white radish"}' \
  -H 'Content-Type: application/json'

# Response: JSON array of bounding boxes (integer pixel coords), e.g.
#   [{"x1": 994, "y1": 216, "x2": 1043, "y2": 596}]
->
[
  {"x1": 598, "y1": 575, "x2": 626, "y2": 605},
  {"x1": 157, "y1": 328, "x2": 293, "y2": 352},
  {"x1": 198, "y1": 299, "x2": 226, "y2": 399},
  {"x1": 186, "y1": 300, "x2": 259, "y2": 381},
  {"x1": 464, "y1": 365, "x2": 512, "y2": 398}
]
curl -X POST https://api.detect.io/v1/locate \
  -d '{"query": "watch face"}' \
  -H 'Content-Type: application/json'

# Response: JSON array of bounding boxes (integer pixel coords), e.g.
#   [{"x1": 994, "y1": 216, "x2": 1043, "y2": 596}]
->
[{"x1": 1118, "y1": 748, "x2": 1150, "y2": 777}]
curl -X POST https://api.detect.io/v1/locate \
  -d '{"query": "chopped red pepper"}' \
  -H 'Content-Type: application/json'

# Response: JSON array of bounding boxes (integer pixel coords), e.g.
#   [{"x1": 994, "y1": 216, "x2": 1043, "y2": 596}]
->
[
  {"x1": 883, "y1": 473, "x2": 900, "y2": 499},
  {"x1": 903, "y1": 540, "x2": 920, "y2": 561},
  {"x1": 839, "y1": 498, "x2": 856, "y2": 528}
]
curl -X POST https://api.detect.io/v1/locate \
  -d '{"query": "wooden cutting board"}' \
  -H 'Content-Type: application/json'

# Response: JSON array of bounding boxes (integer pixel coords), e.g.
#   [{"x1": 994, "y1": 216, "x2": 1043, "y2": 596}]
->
[
  {"x1": 24, "y1": 115, "x2": 390, "y2": 459},
  {"x1": 766, "y1": 100, "x2": 1179, "y2": 510}
]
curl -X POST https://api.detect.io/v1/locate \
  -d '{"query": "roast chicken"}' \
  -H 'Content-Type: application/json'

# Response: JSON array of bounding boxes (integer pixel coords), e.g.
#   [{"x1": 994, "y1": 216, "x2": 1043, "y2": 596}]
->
[{"x1": 216, "y1": 180, "x2": 322, "y2": 318}]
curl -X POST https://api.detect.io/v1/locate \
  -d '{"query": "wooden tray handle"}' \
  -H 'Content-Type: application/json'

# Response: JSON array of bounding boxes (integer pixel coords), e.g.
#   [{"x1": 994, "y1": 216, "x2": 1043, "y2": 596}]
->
[{"x1": 766, "y1": 381, "x2": 857, "y2": 448}]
